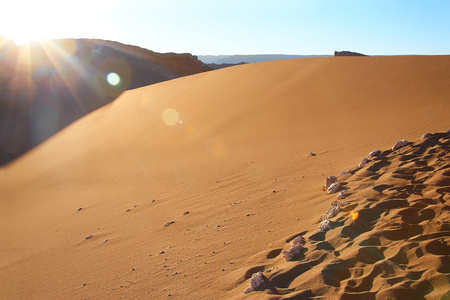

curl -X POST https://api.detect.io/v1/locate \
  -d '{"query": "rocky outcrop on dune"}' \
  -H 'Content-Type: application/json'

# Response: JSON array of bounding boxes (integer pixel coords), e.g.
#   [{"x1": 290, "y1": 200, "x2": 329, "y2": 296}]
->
[
  {"x1": 334, "y1": 50, "x2": 367, "y2": 56},
  {"x1": 240, "y1": 131, "x2": 450, "y2": 298},
  {"x1": 0, "y1": 38, "x2": 211, "y2": 165}
]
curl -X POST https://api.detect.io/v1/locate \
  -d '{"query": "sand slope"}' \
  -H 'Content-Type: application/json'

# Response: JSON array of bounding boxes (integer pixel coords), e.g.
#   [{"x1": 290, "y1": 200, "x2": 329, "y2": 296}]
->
[{"x1": 0, "y1": 55, "x2": 449, "y2": 299}]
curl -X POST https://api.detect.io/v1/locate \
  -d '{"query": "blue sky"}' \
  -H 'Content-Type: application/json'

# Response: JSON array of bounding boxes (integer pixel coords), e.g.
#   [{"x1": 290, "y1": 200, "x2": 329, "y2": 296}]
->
[{"x1": 1, "y1": 0, "x2": 449, "y2": 55}]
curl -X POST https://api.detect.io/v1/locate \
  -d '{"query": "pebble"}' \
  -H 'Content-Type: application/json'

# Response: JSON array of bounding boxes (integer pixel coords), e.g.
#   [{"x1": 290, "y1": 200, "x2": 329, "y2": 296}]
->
[
  {"x1": 164, "y1": 221, "x2": 175, "y2": 227},
  {"x1": 85, "y1": 235, "x2": 93, "y2": 240},
  {"x1": 159, "y1": 251, "x2": 165, "y2": 254},
  {"x1": 77, "y1": 208, "x2": 82, "y2": 211}
]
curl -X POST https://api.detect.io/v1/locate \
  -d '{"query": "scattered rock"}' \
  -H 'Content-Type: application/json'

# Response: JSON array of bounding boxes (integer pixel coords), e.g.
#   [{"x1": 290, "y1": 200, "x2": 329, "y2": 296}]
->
[
  {"x1": 85, "y1": 235, "x2": 94, "y2": 240},
  {"x1": 358, "y1": 157, "x2": 369, "y2": 168},
  {"x1": 164, "y1": 221, "x2": 175, "y2": 227},
  {"x1": 322, "y1": 206, "x2": 340, "y2": 220},
  {"x1": 309, "y1": 152, "x2": 316, "y2": 157},
  {"x1": 339, "y1": 170, "x2": 352, "y2": 176},
  {"x1": 183, "y1": 211, "x2": 190, "y2": 215},
  {"x1": 77, "y1": 208, "x2": 82, "y2": 212},
  {"x1": 244, "y1": 272, "x2": 268, "y2": 294},
  {"x1": 103, "y1": 239, "x2": 109, "y2": 243},
  {"x1": 283, "y1": 236, "x2": 304, "y2": 261},
  {"x1": 331, "y1": 200, "x2": 349, "y2": 207},
  {"x1": 421, "y1": 133, "x2": 432, "y2": 140},
  {"x1": 368, "y1": 150, "x2": 381, "y2": 157},
  {"x1": 159, "y1": 251, "x2": 165, "y2": 254},
  {"x1": 324, "y1": 176, "x2": 338, "y2": 190},
  {"x1": 319, "y1": 220, "x2": 331, "y2": 231},
  {"x1": 327, "y1": 182, "x2": 341, "y2": 194},
  {"x1": 392, "y1": 139, "x2": 408, "y2": 150},
  {"x1": 337, "y1": 190, "x2": 346, "y2": 199}
]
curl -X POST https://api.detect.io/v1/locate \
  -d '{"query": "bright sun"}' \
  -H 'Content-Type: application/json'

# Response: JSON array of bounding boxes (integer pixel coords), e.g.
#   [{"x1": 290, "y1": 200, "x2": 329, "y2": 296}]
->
[{"x1": 1, "y1": 0, "x2": 114, "y2": 45}]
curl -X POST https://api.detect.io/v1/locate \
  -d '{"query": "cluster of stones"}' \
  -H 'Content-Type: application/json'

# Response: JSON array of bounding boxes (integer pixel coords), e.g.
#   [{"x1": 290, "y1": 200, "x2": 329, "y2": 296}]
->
[
  {"x1": 244, "y1": 272, "x2": 268, "y2": 294},
  {"x1": 318, "y1": 201, "x2": 349, "y2": 231},
  {"x1": 244, "y1": 135, "x2": 422, "y2": 294},
  {"x1": 282, "y1": 236, "x2": 304, "y2": 262},
  {"x1": 324, "y1": 176, "x2": 340, "y2": 194}
]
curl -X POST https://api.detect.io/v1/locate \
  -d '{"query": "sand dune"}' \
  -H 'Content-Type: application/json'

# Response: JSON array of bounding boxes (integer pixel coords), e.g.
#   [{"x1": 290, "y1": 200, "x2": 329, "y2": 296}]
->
[{"x1": 1, "y1": 55, "x2": 449, "y2": 299}]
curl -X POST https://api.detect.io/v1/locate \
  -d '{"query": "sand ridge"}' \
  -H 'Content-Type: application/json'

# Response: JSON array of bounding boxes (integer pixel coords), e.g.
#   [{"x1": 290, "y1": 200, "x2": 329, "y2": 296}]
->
[
  {"x1": 0, "y1": 55, "x2": 449, "y2": 299},
  {"x1": 235, "y1": 131, "x2": 450, "y2": 299}
]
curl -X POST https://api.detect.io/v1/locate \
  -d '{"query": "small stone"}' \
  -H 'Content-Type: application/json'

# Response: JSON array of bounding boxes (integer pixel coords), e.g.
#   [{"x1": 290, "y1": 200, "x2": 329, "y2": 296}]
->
[
  {"x1": 159, "y1": 251, "x2": 165, "y2": 254},
  {"x1": 368, "y1": 150, "x2": 381, "y2": 157},
  {"x1": 164, "y1": 221, "x2": 175, "y2": 227},
  {"x1": 358, "y1": 157, "x2": 369, "y2": 168},
  {"x1": 103, "y1": 239, "x2": 109, "y2": 243},
  {"x1": 339, "y1": 170, "x2": 351, "y2": 176},
  {"x1": 319, "y1": 220, "x2": 331, "y2": 231},
  {"x1": 152, "y1": 200, "x2": 156, "y2": 202},
  {"x1": 85, "y1": 234, "x2": 93, "y2": 240},
  {"x1": 126, "y1": 209, "x2": 131, "y2": 212},
  {"x1": 183, "y1": 211, "x2": 190, "y2": 215},
  {"x1": 392, "y1": 139, "x2": 408, "y2": 151},
  {"x1": 77, "y1": 208, "x2": 82, "y2": 211},
  {"x1": 309, "y1": 152, "x2": 316, "y2": 156},
  {"x1": 83, "y1": 283, "x2": 86, "y2": 286}
]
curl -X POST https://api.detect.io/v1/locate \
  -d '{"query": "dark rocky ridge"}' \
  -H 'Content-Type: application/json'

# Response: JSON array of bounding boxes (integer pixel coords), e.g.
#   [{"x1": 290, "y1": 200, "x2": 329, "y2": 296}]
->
[
  {"x1": 334, "y1": 51, "x2": 368, "y2": 57},
  {"x1": 0, "y1": 37, "x2": 211, "y2": 165}
]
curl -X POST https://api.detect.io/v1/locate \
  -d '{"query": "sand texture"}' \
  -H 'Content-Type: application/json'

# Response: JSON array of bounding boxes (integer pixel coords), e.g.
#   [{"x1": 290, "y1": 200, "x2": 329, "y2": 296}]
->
[{"x1": 1, "y1": 55, "x2": 449, "y2": 299}]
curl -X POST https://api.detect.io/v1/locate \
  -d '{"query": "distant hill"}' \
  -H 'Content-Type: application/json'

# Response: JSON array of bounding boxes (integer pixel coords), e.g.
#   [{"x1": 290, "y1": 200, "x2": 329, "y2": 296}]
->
[
  {"x1": 198, "y1": 54, "x2": 331, "y2": 64},
  {"x1": 334, "y1": 51, "x2": 368, "y2": 56},
  {"x1": 0, "y1": 37, "x2": 210, "y2": 165}
]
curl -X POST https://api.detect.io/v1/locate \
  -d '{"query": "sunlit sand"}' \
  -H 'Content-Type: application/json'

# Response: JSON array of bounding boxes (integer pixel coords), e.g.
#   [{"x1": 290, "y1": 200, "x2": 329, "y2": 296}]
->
[{"x1": 1, "y1": 55, "x2": 449, "y2": 299}]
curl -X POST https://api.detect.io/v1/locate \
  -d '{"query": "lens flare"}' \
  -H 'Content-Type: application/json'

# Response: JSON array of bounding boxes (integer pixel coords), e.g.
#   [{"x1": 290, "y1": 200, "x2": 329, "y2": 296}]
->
[
  {"x1": 352, "y1": 212, "x2": 359, "y2": 221},
  {"x1": 162, "y1": 108, "x2": 179, "y2": 126},
  {"x1": 107, "y1": 72, "x2": 121, "y2": 86}
]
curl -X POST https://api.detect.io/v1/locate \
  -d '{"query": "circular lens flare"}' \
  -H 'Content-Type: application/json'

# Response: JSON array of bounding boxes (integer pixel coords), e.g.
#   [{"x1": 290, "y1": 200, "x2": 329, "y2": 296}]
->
[
  {"x1": 162, "y1": 108, "x2": 180, "y2": 126},
  {"x1": 107, "y1": 72, "x2": 121, "y2": 86}
]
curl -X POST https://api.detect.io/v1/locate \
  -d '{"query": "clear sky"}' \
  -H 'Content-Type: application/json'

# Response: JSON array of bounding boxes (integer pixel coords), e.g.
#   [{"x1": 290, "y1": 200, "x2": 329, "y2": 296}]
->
[{"x1": 1, "y1": 0, "x2": 449, "y2": 55}]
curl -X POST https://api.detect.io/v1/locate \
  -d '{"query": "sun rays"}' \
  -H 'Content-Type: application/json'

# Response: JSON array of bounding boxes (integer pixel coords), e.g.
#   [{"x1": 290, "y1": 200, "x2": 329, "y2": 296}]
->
[{"x1": 0, "y1": 37, "x2": 134, "y2": 159}]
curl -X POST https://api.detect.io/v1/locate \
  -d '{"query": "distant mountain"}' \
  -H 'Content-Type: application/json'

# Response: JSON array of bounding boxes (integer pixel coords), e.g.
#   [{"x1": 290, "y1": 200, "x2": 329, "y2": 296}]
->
[
  {"x1": 198, "y1": 54, "x2": 331, "y2": 64},
  {"x1": 0, "y1": 37, "x2": 211, "y2": 165}
]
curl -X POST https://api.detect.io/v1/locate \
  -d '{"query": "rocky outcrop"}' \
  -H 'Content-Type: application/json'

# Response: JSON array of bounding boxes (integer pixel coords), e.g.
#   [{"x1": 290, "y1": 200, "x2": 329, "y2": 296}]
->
[
  {"x1": 334, "y1": 51, "x2": 367, "y2": 57},
  {"x1": 0, "y1": 38, "x2": 211, "y2": 165}
]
